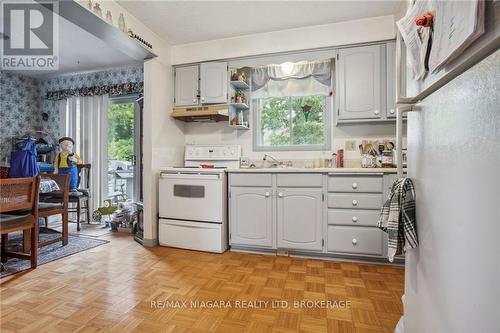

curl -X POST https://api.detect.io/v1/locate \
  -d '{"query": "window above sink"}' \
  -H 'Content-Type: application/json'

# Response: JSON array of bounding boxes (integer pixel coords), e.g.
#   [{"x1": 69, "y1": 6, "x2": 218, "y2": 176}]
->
[{"x1": 252, "y1": 59, "x2": 333, "y2": 151}]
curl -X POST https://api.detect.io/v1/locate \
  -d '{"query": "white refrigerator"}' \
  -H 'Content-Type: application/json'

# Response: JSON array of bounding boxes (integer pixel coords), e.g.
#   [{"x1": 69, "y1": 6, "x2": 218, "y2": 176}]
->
[{"x1": 400, "y1": 3, "x2": 500, "y2": 331}]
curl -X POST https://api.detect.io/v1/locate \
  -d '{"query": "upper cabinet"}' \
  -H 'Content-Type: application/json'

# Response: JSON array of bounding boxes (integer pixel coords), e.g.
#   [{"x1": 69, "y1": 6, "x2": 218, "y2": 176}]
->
[
  {"x1": 200, "y1": 62, "x2": 228, "y2": 104},
  {"x1": 174, "y1": 65, "x2": 199, "y2": 107},
  {"x1": 174, "y1": 62, "x2": 228, "y2": 107},
  {"x1": 337, "y1": 44, "x2": 386, "y2": 121},
  {"x1": 173, "y1": 42, "x2": 398, "y2": 124},
  {"x1": 386, "y1": 41, "x2": 397, "y2": 118}
]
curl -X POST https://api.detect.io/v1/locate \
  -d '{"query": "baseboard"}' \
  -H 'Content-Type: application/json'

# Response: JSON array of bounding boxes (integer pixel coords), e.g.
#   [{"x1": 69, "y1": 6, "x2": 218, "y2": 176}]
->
[{"x1": 142, "y1": 238, "x2": 158, "y2": 247}]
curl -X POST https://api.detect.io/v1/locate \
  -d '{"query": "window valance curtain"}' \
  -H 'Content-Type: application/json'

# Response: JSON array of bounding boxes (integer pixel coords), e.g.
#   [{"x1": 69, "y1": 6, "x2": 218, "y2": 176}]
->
[
  {"x1": 251, "y1": 60, "x2": 331, "y2": 98},
  {"x1": 46, "y1": 81, "x2": 143, "y2": 101}
]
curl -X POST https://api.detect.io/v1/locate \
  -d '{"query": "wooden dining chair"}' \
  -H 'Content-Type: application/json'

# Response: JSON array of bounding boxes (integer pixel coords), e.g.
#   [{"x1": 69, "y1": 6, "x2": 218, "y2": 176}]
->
[
  {"x1": 67, "y1": 164, "x2": 91, "y2": 231},
  {"x1": 38, "y1": 174, "x2": 70, "y2": 246},
  {"x1": 0, "y1": 176, "x2": 40, "y2": 268}
]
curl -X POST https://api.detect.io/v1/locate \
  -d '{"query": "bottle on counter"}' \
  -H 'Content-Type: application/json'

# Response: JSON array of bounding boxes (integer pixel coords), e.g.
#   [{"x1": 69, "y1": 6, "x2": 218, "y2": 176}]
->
[
  {"x1": 381, "y1": 150, "x2": 393, "y2": 168},
  {"x1": 336, "y1": 149, "x2": 344, "y2": 168},
  {"x1": 330, "y1": 153, "x2": 337, "y2": 168}
]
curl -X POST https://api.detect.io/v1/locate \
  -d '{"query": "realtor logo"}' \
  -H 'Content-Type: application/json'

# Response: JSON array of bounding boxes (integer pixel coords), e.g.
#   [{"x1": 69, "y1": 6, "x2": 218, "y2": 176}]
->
[{"x1": 1, "y1": 0, "x2": 59, "y2": 70}]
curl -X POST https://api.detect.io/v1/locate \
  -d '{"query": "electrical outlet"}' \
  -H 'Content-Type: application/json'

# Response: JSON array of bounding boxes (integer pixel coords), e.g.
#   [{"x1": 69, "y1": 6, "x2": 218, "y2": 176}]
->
[{"x1": 345, "y1": 140, "x2": 356, "y2": 151}]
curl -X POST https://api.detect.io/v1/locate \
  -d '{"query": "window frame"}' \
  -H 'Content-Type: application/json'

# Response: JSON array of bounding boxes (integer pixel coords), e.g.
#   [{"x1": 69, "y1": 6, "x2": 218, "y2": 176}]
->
[{"x1": 252, "y1": 89, "x2": 333, "y2": 152}]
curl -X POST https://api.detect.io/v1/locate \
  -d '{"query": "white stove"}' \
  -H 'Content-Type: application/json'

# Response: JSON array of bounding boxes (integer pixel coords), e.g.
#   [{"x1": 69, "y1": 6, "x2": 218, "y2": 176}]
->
[{"x1": 158, "y1": 145, "x2": 240, "y2": 253}]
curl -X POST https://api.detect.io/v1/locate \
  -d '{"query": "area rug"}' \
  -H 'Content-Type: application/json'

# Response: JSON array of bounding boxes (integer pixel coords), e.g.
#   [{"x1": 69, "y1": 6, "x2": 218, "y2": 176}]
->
[
  {"x1": 52, "y1": 222, "x2": 112, "y2": 237},
  {"x1": 0, "y1": 228, "x2": 109, "y2": 278}
]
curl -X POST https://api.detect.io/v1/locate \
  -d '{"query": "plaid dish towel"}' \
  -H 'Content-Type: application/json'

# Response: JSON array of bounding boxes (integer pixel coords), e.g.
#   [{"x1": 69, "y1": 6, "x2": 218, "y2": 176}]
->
[{"x1": 377, "y1": 178, "x2": 418, "y2": 262}]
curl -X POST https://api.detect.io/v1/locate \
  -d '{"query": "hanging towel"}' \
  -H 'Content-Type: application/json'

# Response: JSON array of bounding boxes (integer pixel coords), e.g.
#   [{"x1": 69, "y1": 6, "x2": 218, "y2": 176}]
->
[{"x1": 377, "y1": 178, "x2": 418, "y2": 262}]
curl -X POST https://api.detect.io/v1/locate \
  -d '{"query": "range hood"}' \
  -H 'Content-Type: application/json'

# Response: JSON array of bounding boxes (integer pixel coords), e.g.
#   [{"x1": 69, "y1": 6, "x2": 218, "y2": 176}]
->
[{"x1": 171, "y1": 104, "x2": 229, "y2": 122}]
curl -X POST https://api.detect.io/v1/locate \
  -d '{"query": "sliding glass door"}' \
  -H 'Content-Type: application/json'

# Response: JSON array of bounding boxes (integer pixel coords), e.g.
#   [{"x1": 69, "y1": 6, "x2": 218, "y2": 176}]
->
[{"x1": 107, "y1": 96, "x2": 140, "y2": 202}]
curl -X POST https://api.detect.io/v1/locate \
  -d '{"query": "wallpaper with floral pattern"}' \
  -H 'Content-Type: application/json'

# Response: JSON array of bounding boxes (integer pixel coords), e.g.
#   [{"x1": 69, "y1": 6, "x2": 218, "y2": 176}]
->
[
  {"x1": 0, "y1": 64, "x2": 143, "y2": 163},
  {"x1": 40, "y1": 64, "x2": 143, "y2": 93},
  {"x1": 0, "y1": 71, "x2": 47, "y2": 163}
]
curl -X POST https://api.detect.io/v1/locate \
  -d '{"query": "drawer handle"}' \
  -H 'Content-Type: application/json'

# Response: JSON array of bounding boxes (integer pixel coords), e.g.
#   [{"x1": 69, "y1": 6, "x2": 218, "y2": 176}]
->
[
  {"x1": 352, "y1": 200, "x2": 358, "y2": 206},
  {"x1": 265, "y1": 192, "x2": 270, "y2": 197},
  {"x1": 278, "y1": 192, "x2": 284, "y2": 198},
  {"x1": 352, "y1": 183, "x2": 358, "y2": 189},
  {"x1": 352, "y1": 216, "x2": 358, "y2": 223},
  {"x1": 352, "y1": 238, "x2": 358, "y2": 245}
]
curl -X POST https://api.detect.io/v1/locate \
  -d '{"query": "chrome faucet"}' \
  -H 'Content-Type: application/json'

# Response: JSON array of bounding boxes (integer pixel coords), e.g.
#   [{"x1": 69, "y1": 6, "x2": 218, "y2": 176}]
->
[{"x1": 263, "y1": 154, "x2": 283, "y2": 167}]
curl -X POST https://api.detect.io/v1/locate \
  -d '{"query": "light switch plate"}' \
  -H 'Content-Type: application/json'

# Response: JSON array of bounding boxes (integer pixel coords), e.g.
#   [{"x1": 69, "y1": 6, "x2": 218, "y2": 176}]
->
[{"x1": 345, "y1": 140, "x2": 356, "y2": 151}]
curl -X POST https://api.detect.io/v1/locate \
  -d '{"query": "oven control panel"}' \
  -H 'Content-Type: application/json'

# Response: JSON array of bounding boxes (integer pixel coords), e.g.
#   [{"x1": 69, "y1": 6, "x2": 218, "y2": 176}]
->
[{"x1": 185, "y1": 145, "x2": 241, "y2": 161}]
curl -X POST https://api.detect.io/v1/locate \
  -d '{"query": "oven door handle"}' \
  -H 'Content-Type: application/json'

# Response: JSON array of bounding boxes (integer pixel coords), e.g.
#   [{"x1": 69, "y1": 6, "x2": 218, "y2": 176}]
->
[
  {"x1": 161, "y1": 221, "x2": 218, "y2": 229},
  {"x1": 160, "y1": 173, "x2": 221, "y2": 180}
]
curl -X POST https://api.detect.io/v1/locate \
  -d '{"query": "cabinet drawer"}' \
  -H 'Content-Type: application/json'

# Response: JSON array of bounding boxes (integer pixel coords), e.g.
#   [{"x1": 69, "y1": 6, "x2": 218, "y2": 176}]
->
[
  {"x1": 277, "y1": 174, "x2": 323, "y2": 187},
  {"x1": 230, "y1": 173, "x2": 272, "y2": 187},
  {"x1": 328, "y1": 193, "x2": 382, "y2": 210},
  {"x1": 328, "y1": 209, "x2": 379, "y2": 227},
  {"x1": 328, "y1": 175, "x2": 382, "y2": 193},
  {"x1": 327, "y1": 226, "x2": 383, "y2": 255}
]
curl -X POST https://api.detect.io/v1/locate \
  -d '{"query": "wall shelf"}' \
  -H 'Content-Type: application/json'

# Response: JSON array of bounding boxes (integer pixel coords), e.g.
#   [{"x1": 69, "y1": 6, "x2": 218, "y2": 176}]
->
[
  {"x1": 49, "y1": 0, "x2": 157, "y2": 61},
  {"x1": 230, "y1": 80, "x2": 250, "y2": 90},
  {"x1": 228, "y1": 67, "x2": 252, "y2": 130},
  {"x1": 229, "y1": 124, "x2": 250, "y2": 130},
  {"x1": 229, "y1": 102, "x2": 249, "y2": 110}
]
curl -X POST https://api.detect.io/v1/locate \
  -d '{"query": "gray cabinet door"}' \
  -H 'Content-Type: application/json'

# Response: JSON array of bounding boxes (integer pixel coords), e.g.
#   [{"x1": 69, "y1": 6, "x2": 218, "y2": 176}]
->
[
  {"x1": 174, "y1": 65, "x2": 199, "y2": 107},
  {"x1": 277, "y1": 188, "x2": 323, "y2": 251},
  {"x1": 230, "y1": 187, "x2": 273, "y2": 248},
  {"x1": 386, "y1": 41, "x2": 397, "y2": 118},
  {"x1": 200, "y1": 62, "x2": 228, "y2": 104},
  {"x1": 338, "y1": 44, "x2": 385, "y2": 120}
]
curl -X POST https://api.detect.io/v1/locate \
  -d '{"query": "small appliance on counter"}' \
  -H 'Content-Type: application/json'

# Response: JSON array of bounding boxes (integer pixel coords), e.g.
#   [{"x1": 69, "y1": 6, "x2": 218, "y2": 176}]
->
[{"x1": 158, "y1": 144, "x2": 241, "y2": 253}]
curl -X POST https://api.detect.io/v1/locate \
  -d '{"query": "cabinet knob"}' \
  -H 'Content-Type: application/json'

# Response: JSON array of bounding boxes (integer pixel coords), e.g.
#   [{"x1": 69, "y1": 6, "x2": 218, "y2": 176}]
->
[
  {"x1": 374, "y1": 110, "x2": 380, "y2": 115},
  {"x1": 352, "y1": 183, "x2": 358, "y2": 189},
  {"x1": 352, "y1": 216, "x2": 358, "y2": 223},
  {"x1": 201, "y1": 97, "x2": 205, "y2": 102},
  {"x1": 265, "y1": 192, "x2": 270, "y2": 197},
  {"x1": 352, "y1": 238, "x2": 358, "y2": 245},
  {"x1": 389, "y1": 109, "x2": 395, "y2": 114},
  {"x1": 352, "y1": 200, "x2": 358, "y2": 206},
  {"x1": 278, "y1": 192, "x2": 284, "y2": 198},
  {"x1": 192, "y1": 98, "x2": 197, "y2": 103}
]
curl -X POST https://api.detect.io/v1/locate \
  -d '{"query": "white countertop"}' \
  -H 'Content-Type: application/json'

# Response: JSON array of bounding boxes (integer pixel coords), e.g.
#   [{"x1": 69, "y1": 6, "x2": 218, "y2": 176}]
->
[{"x1": 226, "y1": 167, "x2": 399, "y2": 174}]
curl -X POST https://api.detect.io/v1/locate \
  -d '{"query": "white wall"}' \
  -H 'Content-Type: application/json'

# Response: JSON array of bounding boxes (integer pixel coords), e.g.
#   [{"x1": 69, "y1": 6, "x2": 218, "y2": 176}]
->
[
  {"x1": 405, "y1": 50, "x2": 500, "y2": 332},
  {"x1": 99, "y1": 1, "x2": 185, "y2": 245},
  {"x1": 184, "y1": 121, "x2": 403, "y2": 165},
  {"x1": 172, "y1": 15, "x2": 395, "y2": 65},
  {"x1": 173, "y1": 14, "x2": 401, "y2": 165}
]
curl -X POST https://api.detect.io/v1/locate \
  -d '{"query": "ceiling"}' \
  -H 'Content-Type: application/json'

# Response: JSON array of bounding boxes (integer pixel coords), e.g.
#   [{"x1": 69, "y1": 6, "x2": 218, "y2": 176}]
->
[{"x1": 117, "y1": 1, "x2": 404, "y2": 45}]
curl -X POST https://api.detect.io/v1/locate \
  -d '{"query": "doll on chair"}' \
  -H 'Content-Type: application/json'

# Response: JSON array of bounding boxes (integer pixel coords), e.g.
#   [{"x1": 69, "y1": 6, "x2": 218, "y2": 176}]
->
[{"x1": 54, "y1": 137, "x2": 83, "y2": 191}]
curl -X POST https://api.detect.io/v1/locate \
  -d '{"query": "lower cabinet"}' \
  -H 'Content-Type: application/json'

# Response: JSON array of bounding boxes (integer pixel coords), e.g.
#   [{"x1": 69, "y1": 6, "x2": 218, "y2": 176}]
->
[
  {"x1": 229, "y1": 186, "x2": 274, "y2": 247},
  {"x1": 277, "y1": 188, "x2": 323, "y2": 251},
  {"x1": 228, "y1": 172, "x2": 400, "y2": 262},
  {"x1": 327, "y1": 225, "x2": 383, "y2": 256}
]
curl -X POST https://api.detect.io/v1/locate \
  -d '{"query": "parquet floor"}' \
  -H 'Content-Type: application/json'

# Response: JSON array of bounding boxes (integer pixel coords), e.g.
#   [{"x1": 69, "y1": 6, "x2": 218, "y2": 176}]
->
[{"x1": 0, "y1": 233, "x2": 404, "y2": 333}]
